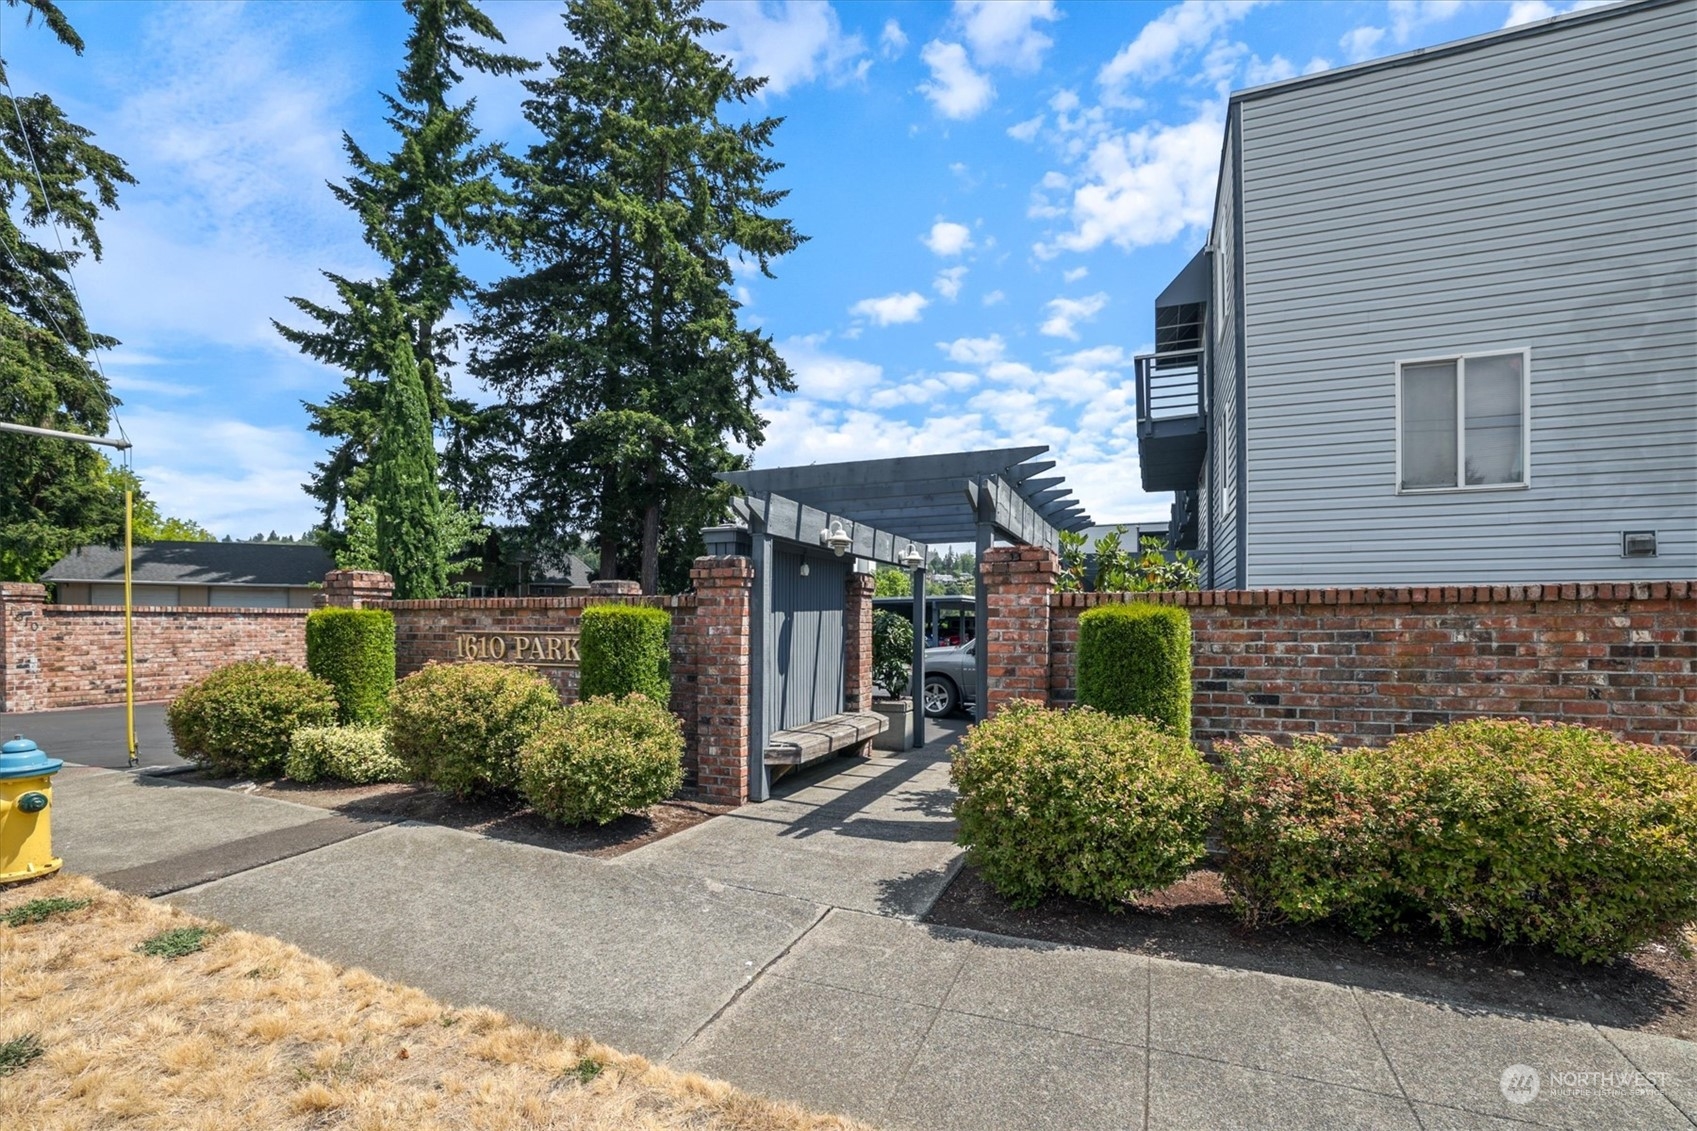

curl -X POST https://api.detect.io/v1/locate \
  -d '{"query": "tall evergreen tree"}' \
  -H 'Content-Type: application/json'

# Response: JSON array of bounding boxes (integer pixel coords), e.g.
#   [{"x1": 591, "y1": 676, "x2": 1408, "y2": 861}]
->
[
  {"x1": 275, "y1": 0, "x2": 532, "y2": 530},
  {"x1": 371, "y1": 327, "x2": 448, "y2": 599},
  {"x1": 472, "y1": 0, "x2": 804, "y2": 594},
  {"x1": 0, "y1": 0, "x2": 135, "y2": 581}
]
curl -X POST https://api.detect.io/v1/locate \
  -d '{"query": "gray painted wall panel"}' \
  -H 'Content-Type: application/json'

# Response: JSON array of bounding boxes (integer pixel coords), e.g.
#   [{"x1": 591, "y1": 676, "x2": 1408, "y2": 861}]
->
[
  {"x1": 766, "y1": 550, "x2": 846, "y2": 733},
  {"x1": 1234, "y1": 1, "x2": 1696, "y2": 586},
  {"x1": 1208, "y1": 124, "x2": 1241, "y2": 588}
]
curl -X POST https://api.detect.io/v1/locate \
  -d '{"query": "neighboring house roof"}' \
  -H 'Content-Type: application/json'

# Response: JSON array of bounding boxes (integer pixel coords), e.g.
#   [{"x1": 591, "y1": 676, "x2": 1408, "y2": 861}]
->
[
  {"x1": 41, "y1": 542, "x2": 334, "y2": 587},
  {"x1": 527, "y1": 555, "x2": 594, "y2": 588}
]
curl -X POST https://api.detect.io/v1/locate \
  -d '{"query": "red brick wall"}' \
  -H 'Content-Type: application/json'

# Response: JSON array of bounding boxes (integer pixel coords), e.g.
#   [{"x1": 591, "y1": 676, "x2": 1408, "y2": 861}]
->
[
  {"x1": 981, "y1": 546, "x2": 1058, "y2": 714},
  {"x1": 1042, "y1": 582, "x2": 1697, "y2": 752},
  {"x1": 377, "y1": 592, "x2": 703, "y2": 783},
  {"x1": 843, "y1": 570, "x2": 875, "y2": 711},
  {"x1": 0, "y1": 583, "x2": 307, "y2": 712},
  {"x1": 683, "y1": 557, "x2": 754, "y2": 803}
]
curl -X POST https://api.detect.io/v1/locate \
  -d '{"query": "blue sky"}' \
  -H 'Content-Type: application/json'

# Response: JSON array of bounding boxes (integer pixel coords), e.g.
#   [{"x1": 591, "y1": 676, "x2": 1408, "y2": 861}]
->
[{"x1": 2, "y1": 0, "x2": 1599, "y2": 539}]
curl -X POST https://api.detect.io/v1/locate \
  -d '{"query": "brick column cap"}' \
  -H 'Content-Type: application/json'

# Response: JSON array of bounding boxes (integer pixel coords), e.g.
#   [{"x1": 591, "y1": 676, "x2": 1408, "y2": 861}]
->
[{"x1": 0, "y1": 583, "x2": 48, "y2": 602}]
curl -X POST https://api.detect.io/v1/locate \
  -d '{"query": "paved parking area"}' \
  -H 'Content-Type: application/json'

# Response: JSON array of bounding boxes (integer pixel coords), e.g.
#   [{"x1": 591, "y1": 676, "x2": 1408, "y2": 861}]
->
[{"x1": 1, "y1": 703, "x2": 182, "y2": 769}]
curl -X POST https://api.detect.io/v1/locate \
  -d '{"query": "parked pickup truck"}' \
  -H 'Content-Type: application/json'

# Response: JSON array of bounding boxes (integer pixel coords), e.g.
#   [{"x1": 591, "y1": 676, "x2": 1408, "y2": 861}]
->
[{"x1": 921, "y1": 638, "x2": 976, "y2": 718}]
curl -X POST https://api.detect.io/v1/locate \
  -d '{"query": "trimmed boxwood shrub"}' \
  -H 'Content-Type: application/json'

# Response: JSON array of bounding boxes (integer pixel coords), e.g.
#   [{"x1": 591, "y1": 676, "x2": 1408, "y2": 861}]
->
[
  {"x1": 1075, "y1": 603, "x2": 1191, "y2": 740},
  {"x1": 305, "y1": 607, "x2": 396, "y2": 725},
  {"x1": 578, "y1": 605, "x2": 671, "y2": 702},
  {"x1": 166, "y1": 662, "x2": 338, "y2": 777},
  {"x1": 388, "y1": 662, "x2": 560, "y2": 797},
  {"x1": 950, "y1": 700, "x2": 1221, "y2": 908},
  {"x1": 518, "y1": 693, "x2": 685, "y2": 825},
  {"x1": 1219, "y1": 720, "x2": 1697, "y2": 962},
  {"x1": 285, "y1": 725, "x2": 406, "y2": 785}
]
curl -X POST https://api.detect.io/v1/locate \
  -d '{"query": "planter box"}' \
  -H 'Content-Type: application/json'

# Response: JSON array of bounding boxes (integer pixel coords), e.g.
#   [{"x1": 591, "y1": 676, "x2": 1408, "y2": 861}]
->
[{"x1": 872, "y1": 697, "x2": 914, "y2": 751}]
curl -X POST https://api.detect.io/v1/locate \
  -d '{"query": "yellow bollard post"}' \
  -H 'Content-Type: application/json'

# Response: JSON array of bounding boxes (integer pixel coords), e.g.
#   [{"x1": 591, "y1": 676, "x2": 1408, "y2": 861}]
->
[
  {"x1": 0, "y1": 737, "x2": 64, "y2": 884},
  {"x1": 126, "y1": 489, "x2": 136, "y2": 767}
]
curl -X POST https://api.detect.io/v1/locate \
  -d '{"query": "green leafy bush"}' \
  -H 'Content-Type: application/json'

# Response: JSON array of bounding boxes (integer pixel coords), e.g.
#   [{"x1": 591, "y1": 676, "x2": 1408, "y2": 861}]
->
[
  {"x1": 518, "y1": 693, "x2": 685, "y2": 825},
  {"x1": 388, "y1": 662, "x2": 560, "y2": 797},
  {"x1": 166, "y1": 662, "x2": 338, "y2": 777},
  {"x1": 1219, "y1": 720, "x2": 1697, "y2": 962},
  {"x1": 578, "y1": 605, "x2": 671, "y2": 702},
  {"x1": 872, "y1": 609, "x2": 916, "y2": 697},
  {"x1": 285, "y1": 725, "x2": 406, "y2": 785},
  {"x1": 305, "y1": 607, "x2": 396, "y2": 725},
  {"x1": 1075, "y1": 603, "x2": 1192, "y2": 739},
  {"x1": 950, "y1": 701, "x2": 1221, "y2": 908}
]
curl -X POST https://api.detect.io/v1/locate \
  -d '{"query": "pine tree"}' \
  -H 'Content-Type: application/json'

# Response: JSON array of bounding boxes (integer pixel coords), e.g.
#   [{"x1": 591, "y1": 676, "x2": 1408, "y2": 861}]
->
[
  {"x1": 471, "y1": 0, "x2": 804, "y2": 594},
  {"x1": 0, "y1": 0, "x2": 136, "y2": 581},
  {"x1": 370, "y1": 328, "x2": 448, "y2": 599},
  {"x1": 275, "y1": 0, "x2": 532, "y2": 530}
]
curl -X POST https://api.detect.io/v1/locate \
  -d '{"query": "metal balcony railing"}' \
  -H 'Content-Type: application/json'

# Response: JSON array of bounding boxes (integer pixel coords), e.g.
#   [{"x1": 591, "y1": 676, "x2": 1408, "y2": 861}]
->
[{"x1": 1134, "y1": 349, "x2": 1205, "y2": 425}]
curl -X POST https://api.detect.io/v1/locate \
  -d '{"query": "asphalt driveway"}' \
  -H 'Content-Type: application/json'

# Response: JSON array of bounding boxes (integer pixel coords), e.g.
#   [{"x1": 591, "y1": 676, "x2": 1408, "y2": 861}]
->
[{"x1": 0, "y1": 703, "x2": 183, "y2": 769}]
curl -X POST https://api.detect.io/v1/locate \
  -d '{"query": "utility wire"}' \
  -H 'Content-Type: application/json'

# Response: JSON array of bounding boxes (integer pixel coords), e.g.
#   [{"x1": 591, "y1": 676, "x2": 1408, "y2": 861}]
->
[{"x1": 0, "y1": 8, "x2": 131, "y2": 462}]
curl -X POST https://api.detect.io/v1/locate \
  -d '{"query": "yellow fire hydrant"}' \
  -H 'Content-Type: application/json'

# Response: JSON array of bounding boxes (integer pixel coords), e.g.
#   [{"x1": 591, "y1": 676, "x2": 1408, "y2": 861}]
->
[{"x1": 0, "y1": 736, "x2": 64, "y2": 885}]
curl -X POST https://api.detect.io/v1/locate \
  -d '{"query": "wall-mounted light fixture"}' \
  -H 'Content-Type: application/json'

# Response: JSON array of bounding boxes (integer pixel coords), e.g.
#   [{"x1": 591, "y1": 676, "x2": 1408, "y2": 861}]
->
[
  {"x1": 798, "y1": 561, "x2": 811, "y2": 577},
  {"x1": 821, "y1": 521, "x2": 852, "y2": 557},
  {"x1": 899, "y1": 543, "x2": 924, "y2": 570}
]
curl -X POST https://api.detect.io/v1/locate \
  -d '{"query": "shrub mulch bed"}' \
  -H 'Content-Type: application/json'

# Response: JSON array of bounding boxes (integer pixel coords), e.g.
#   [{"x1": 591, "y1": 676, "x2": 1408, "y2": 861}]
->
[
  {"x1": 927, "y1": 862, "x2": 1697, "y2": 1042},
  {"x1": 183, "y1": 774, "x2": 735, "y2": 858}
]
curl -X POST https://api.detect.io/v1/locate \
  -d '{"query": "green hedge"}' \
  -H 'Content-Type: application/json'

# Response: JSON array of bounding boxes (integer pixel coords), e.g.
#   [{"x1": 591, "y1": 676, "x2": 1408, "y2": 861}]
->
[
  {"x1": 285, "y1": 725, "x2": 406, "y2": 785},
  {"x1": 166, "y1": 662, "x2": 338, "y2": 777},
  {"x1": 578, "y1": 605, "x2": 671, "y2": 702},
  {"x1": 518, "y1": 693, "x2": 685, "y2": 825},
  {"x1": 388, "y1": 662, "x2": 560, "y2": 797},
  {"x1": 305, "y1": 607, "x2": 396, "y2": 725},
  {"x1": 950, "y1": 701, "x2": 1220, "y2": 908},
  {"x1": 1075, "y1": 603, "x2": 1191, "y2": 740},
  {"x1": 1220, "y1": 720, "x2": 1697, "y2": 962}
]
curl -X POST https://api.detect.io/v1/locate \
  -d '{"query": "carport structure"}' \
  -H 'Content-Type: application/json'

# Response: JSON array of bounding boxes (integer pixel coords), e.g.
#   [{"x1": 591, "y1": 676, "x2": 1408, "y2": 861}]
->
[{"x1": 719, "y1": 446, "x2": 1091, "y2": 797}]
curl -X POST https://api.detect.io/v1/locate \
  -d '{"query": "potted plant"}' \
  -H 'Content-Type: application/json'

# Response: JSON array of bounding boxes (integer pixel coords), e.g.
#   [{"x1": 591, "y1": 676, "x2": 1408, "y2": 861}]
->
[{"x1": 871, "y1": 610, "x2": 915, "y2": 751}]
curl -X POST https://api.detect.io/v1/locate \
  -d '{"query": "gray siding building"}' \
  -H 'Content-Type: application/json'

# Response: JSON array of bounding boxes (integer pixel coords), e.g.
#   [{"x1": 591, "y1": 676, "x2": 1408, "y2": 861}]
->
[{"x1": 1135, "y1": 0, "x2": 1696, "y2": 587}]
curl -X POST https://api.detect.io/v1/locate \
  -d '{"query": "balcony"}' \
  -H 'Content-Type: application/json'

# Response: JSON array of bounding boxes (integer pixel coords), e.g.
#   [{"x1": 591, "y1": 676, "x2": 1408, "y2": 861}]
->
[{"x1": 1135, "y1": 348, "x2": 1207, "y2": 491}]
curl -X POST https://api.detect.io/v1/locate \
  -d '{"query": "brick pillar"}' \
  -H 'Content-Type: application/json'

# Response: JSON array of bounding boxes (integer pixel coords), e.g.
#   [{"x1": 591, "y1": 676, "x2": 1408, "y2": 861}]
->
[
  {"x1": 843, "y1": 569, "x2": 875, "y2": 711},
  {"x1": 687, "y1": 555, "x2": 753, "y2": 805},
  {"x1": 320, "y1": 570, "x2": 394, "y2": 608},
  {"x1": 980, "y1": 545, "x2": 1059, "y2": 717},
  {"x1": 0, "y1": 583, "x2": 48, "y2": 713},
  {"x1": 589, "y1": 579, "x2": 642, "y2": 597}
]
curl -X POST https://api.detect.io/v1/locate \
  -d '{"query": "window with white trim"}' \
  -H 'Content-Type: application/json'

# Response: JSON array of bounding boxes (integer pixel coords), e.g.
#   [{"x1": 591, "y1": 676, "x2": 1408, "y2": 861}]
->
[{"x1": 1397, "y1": 349, "x2": 1529, "y2": 492}]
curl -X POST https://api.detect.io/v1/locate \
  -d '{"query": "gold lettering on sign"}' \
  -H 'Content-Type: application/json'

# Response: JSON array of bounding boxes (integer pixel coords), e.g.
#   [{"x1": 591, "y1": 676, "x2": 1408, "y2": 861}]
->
[{"x1": 453, "y1": 632, "x2": 580, "y2": 668}]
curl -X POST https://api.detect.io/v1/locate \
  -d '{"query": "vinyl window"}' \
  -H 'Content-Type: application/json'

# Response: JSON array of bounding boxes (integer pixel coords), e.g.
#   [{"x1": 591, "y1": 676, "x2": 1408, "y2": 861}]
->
[{"x1": 1397, "y1": 349, "x2": 1529, "y2": 492}]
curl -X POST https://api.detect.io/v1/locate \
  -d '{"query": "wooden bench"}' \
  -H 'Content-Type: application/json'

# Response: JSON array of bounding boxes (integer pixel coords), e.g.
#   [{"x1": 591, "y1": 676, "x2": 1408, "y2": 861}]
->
[{"x1": 765, "y1": 711, "x2": 889, "y2": 778}]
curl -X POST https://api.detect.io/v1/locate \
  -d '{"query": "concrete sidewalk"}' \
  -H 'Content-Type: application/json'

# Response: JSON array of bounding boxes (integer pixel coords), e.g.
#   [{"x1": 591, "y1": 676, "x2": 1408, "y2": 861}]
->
[{"x1": 43, "y1": 722, "x2": 1697, "y2": 1130}]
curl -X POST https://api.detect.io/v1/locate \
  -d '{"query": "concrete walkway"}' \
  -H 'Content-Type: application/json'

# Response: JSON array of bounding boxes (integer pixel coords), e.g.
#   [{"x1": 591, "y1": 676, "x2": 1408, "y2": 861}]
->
[{"x1": 38, "y1": 722, "x2": 1697, "y2": 1131}]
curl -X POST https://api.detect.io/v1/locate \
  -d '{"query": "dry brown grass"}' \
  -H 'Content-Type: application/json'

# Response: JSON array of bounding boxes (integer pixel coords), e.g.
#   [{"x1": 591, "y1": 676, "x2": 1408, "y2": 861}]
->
[{"x1": 0, "y1": 874, "x2": 875, "y2": 1131}]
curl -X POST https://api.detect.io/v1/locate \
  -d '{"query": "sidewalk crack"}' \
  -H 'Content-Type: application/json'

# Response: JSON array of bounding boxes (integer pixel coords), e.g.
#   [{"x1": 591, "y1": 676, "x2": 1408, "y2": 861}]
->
[
  {"x1": 1350, "y1": 985, "x2": 1425, "y2": 1130},
  {"x1": 665, "y1": 903, "x2": 831, "y2": 1061}
]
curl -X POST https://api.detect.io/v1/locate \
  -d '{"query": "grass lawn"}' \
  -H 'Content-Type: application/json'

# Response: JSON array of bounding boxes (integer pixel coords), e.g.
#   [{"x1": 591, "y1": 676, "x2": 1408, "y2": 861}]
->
[{"x1": 0, "y1": 874, "x2": 871, "y2": 1131}]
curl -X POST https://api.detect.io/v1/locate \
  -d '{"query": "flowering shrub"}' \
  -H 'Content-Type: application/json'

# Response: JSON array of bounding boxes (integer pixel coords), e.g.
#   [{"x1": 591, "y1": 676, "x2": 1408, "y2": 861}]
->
[
  {"x1": 950, "y1": 701, "x2": 1220, "y2": 908},
  {"x1": 518, "y1": 694, "x2": 684, "y2": 825},
  {"x1": 388, "y1": 662, "x2": 559, "y2": 797},
  {"x1": 1219, "y1": 719, "x2": 1697, "y2": 962},
  {"x1": 166, "y1": 662, "x2": 338, "y2": 777},
  {"x1": 285, "y1": 725, "x2": 406, "y2": 785}
]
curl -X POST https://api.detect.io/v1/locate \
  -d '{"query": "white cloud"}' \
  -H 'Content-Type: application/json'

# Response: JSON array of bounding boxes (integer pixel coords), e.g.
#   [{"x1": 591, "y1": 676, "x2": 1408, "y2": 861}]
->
[
  {"x1": 1503, "y1": 0, "x2": 1607, "y2": 28},
  {"x1": 880, "y1": 18, "x2": 908, "y2": 58},
  {"x1": 982, "y1": 290, "x2": 1007, "y2": 306},
  {"x1": 1034, "y1": 110, "x2": 1224, "y2": 256},
  {"x1": 1098, "y1": 0, "x2": 1266, "y2": 92},
  {"x1": 1388, "y1": 0, "x2": 1463, "y2": 41},
  {"x1": 850, "y1": 291, "x2": 930, "y2": 326},
  {"x1": 1039, "y1": 293, "x2": 1109, "y2": 339},
  {"x1": 953, "y1": 0, "x2": 1061, "y2": 71},
  {"x1": 1339, "y1": 25, "x2": 1387, "y2": 61},
  {"x1": 918, "y1": 40, "x2": 994, "y2": 119},
  {"x1": 933, "y1": 266, "x2": 969, "y2": 300},
  {"x1": 939, "y1": 334, "x2": 1006, "y2": 364},
  {"x1": 922, "y1": 219, "x2": 976, "y2": 257},
  {"x1": 1062, "y1": 266, "x2": 1090, "y2": 283},
  {"x1": 777, "y1": 334, "x2": 883, "y2": 400},
  {"x1": 708, "y1": 1, "x2": 870, "y2": 95},
  {"x1": 1008, "y1": 114, "x2": 1044, "y2": 142}
]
